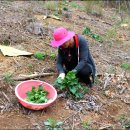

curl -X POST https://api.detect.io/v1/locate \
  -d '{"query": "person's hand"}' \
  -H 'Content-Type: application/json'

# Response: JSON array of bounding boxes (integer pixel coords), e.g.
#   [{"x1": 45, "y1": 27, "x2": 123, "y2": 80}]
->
[
  {"x1": 72, "y1": 69, "x2": 77, "y2": 74},
  {"x1": 58, "y1": 73, "x2": 65, "y2": 80}
]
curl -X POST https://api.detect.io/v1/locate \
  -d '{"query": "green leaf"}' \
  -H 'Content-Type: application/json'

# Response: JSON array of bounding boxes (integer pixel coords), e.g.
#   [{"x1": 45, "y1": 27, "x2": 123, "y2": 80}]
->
[
  {"x1": 69, "y1": 87, "x2": 77, "y2": 94},
  {"x1": 26, "y1": 91, "x2": 33, "y2": 97},
  {"x1": 34, "y1": 93, "x2": 39, "y2": 99},
  {"x1": 50, "y1": 53, "x2": 56, "y2": 60},
  {"x1": 56, "y1": 122, "x2": 63, "y2": 126},
  {"x1": 82, "y1": 27, "x2": 91, "y2": 35},
  {"x1": 44, "y1": 121, "x2": 51, "y2": 126},
  {"x1": 54, "y1": 128, "x2": 63, "y2": 130},
  {"x1": 76, "y1": 93, "x2": 83, "y2": 99},
  {"x1": 31, "y1": 86, "x2": 36, "y2": 93},
  {"x1": 121, "y1": 63, "x2": 130, "y2": 70},
  {"x1": 57, "y1": 78, "x2": 63, "y2": 84},
  {"x1": 91, "y1": 34, "x2": 103, "y2": 42}
]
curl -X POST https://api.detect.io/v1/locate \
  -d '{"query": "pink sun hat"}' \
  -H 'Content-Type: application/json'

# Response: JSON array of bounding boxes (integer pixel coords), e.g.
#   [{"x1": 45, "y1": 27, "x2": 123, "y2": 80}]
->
[{"x1": 51, "y1": 27, "x2": 75, "y2": 48}]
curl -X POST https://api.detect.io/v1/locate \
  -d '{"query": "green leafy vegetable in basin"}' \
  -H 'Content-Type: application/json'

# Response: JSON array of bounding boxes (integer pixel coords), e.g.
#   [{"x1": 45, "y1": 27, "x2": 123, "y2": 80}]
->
[{"x1": 25, "y1": 84, "x2": 49, "y2": 103}]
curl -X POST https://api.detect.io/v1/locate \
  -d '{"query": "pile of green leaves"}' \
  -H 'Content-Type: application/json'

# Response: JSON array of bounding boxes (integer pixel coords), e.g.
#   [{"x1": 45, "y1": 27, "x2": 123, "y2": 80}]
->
[
  {"x1": 54, "y1": 71, "x2": 89, "y2": 100},
  {"x1": 82, "y1": 27, "x2": 103, "y2": 42},
  {"x1": 25, "y1": 85, "x2": 49, "y2": 103}
]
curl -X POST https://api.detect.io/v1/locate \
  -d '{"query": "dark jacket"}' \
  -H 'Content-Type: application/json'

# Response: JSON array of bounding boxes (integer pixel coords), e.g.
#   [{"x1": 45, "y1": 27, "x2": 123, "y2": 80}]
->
[{"x1": 57, "y1": 34, "x2": 96, "y2": 76}]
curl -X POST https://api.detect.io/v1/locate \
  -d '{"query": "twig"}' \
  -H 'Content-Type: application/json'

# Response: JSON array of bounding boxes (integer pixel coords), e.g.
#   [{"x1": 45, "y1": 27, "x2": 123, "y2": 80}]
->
[
  {"x1": 63, "y1": 112, "x2": 79, "y2": 123},
  {"x1": 2, "y1": 91, "x2": 11, "y2": 102},
  {"x1": 13, "y1": 72, "x2": 56, "y2": 81},
  {"x1": 12, "y1": 57, "x2": 21, "y2": 67},
  {"x1": 63, "y1": 112, "x2": 80, "y2": 129},
  {"x1": 72, "y1": 115, "x2": 75, "y2": 130},
  {"x1": 119, "y1": 87, "x2": 127, "y2": 94}
]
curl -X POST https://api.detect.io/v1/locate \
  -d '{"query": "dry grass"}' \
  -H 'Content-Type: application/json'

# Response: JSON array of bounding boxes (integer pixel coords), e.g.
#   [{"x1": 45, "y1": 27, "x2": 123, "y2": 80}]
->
[{"x1": 83, "y1": 1, "x2": 103, "y2": 17}]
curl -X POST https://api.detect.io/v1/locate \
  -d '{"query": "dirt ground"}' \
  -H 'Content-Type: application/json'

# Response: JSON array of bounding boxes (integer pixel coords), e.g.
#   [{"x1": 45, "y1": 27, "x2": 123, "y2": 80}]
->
[{"x1": 0, "y1": 1, "x2": 130, "y2": 129}]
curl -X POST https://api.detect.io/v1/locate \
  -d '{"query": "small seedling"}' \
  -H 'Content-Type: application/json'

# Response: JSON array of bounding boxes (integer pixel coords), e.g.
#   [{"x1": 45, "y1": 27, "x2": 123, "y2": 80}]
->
[
  {"x1": 2, "y1": 39, "x2": 10, "y2": 46},
  {"x1": 3, "y1": 72, "x2": 14, "y2": 85},
  {"x1": 34, "y1": 51, "x2": 46, "y2": 60},
  {"x1": 116, "y1": 114, "x2": 130, "y2": 129},
  {"x1": 121, "y1": 63, "x2": 130, "y2": 70},
  {"x1": 44, "y1": 118, "x2": 63, "y2": 130},
  {"x1": 27, "y1": 64, "x2": 33, "y2": 73},
  {"x1": 50, "y1": 53, "x2": 56, "y2": 60},
  {"x1": 81, "y1": 120, "x2": 92, "y2": 130},
  {"x1": 63, "y1": 7, "x2": 68, "y2": 11},
  {"x1": 123, "y1": 118, "x2": 130, "y2": 129}
]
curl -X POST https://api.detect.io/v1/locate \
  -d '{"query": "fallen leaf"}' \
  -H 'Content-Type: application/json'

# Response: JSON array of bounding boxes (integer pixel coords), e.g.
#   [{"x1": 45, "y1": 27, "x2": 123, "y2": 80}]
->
[
  {"x1": 105, "y1": 90, "x2": 115, "y2": 98},
  {"x1": 48, "y1": 15, "x2": 61, "y2": 20},
  {"x1": 34, "y1": 14, "x2": 61, "y2": 21},
  {"x1": 0, "y1": 45, "x2": 33, "y2": 56},
  {"x1": 34, "y1": 15, "x2": 47, "y2": 20},
  {"x1": 120, "y1": 23, "x2": 128, "y2": 27}
]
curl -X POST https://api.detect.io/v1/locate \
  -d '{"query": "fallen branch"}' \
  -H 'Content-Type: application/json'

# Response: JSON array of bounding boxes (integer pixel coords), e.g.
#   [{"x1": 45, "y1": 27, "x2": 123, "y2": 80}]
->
[
  {"x1": 2, "y1": 91, "x2": 11, "y2": 102},
  {"x1": 13, "y1": 72, "x2": 56, "y2": 81}
]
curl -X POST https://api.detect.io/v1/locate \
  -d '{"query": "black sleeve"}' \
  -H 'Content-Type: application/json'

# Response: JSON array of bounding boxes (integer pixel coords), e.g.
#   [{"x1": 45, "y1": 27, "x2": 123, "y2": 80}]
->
[
  {"x1": 74, "y1": 36, "x2": 89, "y2": 73},
  {"x1": 56, "y1": 48, "x2": 65, "y2": 74}
]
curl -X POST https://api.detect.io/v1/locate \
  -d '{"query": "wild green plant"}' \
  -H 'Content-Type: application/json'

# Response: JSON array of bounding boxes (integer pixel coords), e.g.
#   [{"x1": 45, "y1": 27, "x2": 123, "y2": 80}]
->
[
  {"x1": 121, "y1": 63, "x2": 130, "y2": 70},
  {"x1": 54, "y1": 71, "x2": 89, "y2": 100},
  {"x1": 106, "y1": 28, "x2": 117, "y2": 39},
  {"x1": 117, "y1": 115, "x2": 130, "y2": 130},
  {"x1": 63, "y1": 7, "x2": 68, "y2": 11},
  {"x1": 123, "y1": 118, "x2": 130, "y2": 130},
  {"x1": 34, "y1": 51, "x2": 46, "y2": 60},
  {"x1": 44, "y1": 118, "x2": 63, "y2": 130},
  {"x1": 27, "y1": 64, "x2": 33, "y2": 74},
  {"x1": 3, "y1": 72, "x2": 14, "y2": 85},
  {"x1": 50, "y1": 53, "x2": 56, "y2": 60},
  {"x1": 2, "y1": 39, "x2": 10, "y2": 46},
  {"x1": 82, "y1": 27, "x2": 103, "y2": 42},
  {"x1": 119, "y1": 114, "x2": 127, "y2": 121},
  {"x1": 81, "y1": 120, "x2": 92, "y2": 130}
]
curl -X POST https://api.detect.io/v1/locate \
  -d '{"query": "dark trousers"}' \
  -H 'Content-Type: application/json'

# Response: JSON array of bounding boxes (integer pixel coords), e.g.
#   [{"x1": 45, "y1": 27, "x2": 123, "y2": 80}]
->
[
  {"x1": 65, "y1": 63, "x2": 95, "y2": 87},
  {"x1": 77, "y1": 64, "x2": 94, "y2": 87}
]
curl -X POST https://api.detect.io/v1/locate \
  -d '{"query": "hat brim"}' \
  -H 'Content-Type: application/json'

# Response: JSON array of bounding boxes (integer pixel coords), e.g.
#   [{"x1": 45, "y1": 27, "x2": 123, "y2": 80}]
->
[{"x1": 51, "y1": 31, "x2": 75, "y2": 48}]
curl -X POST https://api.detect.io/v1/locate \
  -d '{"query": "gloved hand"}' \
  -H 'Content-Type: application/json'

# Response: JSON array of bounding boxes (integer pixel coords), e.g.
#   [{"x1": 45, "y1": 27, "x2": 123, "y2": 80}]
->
[
  {"x1": 72, "y1": 69, "x2": 77, "y2": 74},
  {"x1": 58, "y1": 73, "x2": 65, "y2": 80}
]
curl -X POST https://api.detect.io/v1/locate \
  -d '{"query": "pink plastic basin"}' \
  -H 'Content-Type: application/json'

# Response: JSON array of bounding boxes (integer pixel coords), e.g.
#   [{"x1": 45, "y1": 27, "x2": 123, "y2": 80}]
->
[{"x1": 15, "y1": 80, "x2": 57, "y2": 110}]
